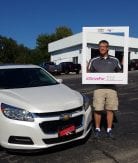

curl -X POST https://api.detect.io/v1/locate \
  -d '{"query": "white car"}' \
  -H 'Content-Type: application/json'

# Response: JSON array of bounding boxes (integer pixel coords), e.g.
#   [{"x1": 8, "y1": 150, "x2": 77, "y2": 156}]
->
[{"x1": 0, "y1": 64, "x2": 92, "y2": 150}]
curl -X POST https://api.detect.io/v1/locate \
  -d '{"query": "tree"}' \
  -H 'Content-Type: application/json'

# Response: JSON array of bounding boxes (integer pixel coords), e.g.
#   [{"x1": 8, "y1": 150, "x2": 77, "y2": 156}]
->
[
  {"x1": 0, "y1": 26, "x2": 73, "y2": 64},
  {"x1": 35, "y1": 26, "x2": 73, "y2": 63},
  {"x1": 55, "y1": 26, "x2": 73, "y2": 40},
  {"x1": 0, "y1": 36, "x2": 18, "y2": 63},
  {"x1": 15, "y1": 44, "x2": 31, "y2": 64},
  {"x1": 0, "y1": 36, "x2": 31, "y2": 64},
  {"x1": 36, "y1": 34, "x2": 55, "y2": 51}
]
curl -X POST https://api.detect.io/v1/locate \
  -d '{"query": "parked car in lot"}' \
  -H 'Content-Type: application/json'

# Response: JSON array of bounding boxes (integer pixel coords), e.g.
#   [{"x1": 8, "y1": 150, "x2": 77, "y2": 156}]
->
[
  {"x1": 58, "y1": 62, "x2": 81, "y2": 74},
  {"x1": 128, "y1": 59, "x2": 138, "y2": 71},
  {"x1": 0, "y1": 64, "x2": 92, "y2": 151},
  {"x1": 40, "y1": 62, "x2": 60, "y2": 75}
]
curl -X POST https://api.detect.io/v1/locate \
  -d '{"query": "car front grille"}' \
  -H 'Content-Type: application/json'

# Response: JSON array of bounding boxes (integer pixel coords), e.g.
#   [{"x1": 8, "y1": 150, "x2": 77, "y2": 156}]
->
[
  {"x1": 39, "y1": 115, "x2": 83, "y2": 134},
  {"x1": 34, "y1": 106, "x2": 83, "y2": 118},
  {"x1": 42, "y1": 131, "x2": 83, "y2": 144}
]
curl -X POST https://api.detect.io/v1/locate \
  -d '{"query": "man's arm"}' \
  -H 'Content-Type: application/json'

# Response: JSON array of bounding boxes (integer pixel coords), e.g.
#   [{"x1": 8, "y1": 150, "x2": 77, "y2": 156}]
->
[
  {"x1": 115, "y1": 58, "x2": 122, "y2": 72},
  {"x1": 86, "y1": 61, "x2": 90, "y2": 72},
  {"x1": 87, "y1": 59, "x2": 96, "y2": 72}
]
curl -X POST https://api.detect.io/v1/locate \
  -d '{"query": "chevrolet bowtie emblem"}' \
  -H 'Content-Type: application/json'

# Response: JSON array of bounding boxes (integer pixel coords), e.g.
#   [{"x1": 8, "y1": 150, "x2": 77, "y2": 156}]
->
[{"x1": 60, "y1": 114, "x2": 71, "y2": 121}]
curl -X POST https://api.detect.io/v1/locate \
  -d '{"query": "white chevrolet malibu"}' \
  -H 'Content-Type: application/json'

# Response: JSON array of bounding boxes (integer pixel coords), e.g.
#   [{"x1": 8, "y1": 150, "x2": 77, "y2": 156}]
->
[{"x1": 0, "y1": 64, "x2": 92, "y2": 150}]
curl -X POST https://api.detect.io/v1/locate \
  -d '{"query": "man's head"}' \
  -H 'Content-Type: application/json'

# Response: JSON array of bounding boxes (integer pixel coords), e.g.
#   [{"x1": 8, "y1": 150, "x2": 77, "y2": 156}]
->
[{"x1": 98, "y1": 40, "x2": 109, "y2": 57}]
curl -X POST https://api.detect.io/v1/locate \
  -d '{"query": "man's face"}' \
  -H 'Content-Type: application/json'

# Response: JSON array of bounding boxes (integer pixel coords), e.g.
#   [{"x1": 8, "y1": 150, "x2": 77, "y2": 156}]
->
[{"x1": 99, "y1": 42, "x2": 109, "y2": 57}]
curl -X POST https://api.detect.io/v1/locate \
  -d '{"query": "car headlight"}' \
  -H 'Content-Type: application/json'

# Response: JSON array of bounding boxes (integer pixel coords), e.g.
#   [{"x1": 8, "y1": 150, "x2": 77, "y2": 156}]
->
[
  {"x1": 1, "y1": 103, "x2": 34, "y2": 122},
  {"x1": 82, "y1": 94, "x2": 90, "y2": 111}
]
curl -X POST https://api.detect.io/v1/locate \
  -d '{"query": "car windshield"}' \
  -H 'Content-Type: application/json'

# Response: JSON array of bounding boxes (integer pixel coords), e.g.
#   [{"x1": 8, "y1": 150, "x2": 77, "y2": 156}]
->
[{"x1": 0, "y1": 67, "x2": 59, "y2": 89}]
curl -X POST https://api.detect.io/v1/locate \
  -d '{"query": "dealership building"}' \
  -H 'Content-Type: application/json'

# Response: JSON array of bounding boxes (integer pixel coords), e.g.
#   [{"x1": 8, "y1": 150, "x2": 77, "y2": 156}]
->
[{"x1": 48, "y1": 32, "x2": 138, "y2": 65}]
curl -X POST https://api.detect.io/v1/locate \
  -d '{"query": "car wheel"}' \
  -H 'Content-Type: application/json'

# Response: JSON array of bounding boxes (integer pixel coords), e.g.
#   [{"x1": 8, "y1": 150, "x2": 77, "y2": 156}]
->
[
  {"x1": 76, "y1": 70, "x2": 79, "y2": 74},
  {"x1": 65, "y1": 70, "x2": 69, "y2": 74},
  {"x1": 130, "y1": 67, "x2": 135, "y2": 71}
]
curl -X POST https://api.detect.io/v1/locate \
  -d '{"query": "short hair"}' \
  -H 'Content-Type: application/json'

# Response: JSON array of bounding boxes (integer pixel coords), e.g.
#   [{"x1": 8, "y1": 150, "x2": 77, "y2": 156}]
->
[{"x1": 98, "y1": 40, "x2": 109, "y2": 46}]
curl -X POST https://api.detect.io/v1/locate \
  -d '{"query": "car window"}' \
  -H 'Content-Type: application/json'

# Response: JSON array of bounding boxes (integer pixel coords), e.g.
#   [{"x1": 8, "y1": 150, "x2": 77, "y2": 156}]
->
[{"x1": 0, "y1": 68, "x2": 59, "y2": 89}]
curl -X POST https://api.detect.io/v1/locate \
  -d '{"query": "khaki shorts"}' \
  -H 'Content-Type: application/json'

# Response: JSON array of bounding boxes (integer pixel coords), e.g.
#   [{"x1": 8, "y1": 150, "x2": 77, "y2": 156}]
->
[{"x1": 93, "y1": 89, "x2": 118, "y2": 111}]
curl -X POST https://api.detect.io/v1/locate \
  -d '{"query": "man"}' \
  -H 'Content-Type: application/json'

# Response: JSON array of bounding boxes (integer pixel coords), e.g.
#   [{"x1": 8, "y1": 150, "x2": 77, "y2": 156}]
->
[{"x1": 88, "y1": 40, "x2": 122, "y2": 138}]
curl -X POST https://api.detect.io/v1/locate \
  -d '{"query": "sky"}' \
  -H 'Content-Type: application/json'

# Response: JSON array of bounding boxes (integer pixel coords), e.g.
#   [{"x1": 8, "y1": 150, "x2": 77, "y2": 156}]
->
[{"x1": 0, "y1": 0, "x2": 138, "y2": 49}]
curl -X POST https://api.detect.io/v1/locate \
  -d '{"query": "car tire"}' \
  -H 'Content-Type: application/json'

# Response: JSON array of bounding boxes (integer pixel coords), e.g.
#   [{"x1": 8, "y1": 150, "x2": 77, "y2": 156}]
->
[
  {"x1": 130, "y1": 67, "x2": 135, "y2": 71},
  {"x1": 65, "y1": 69, "x2": 69, "y2": 74},
  {"x1": 76, "y1": 70, "x2": 79, "y2": 74}
]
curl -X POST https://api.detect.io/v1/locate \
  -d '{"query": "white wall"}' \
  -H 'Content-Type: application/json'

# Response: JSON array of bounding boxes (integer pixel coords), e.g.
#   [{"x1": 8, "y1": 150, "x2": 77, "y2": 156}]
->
[
  {"x1": 51, "y1": 49, "x2": 81, "y2": 65},
  {"x1": 130, "y1": 52, "x2": 138, "y2": 60},
  {"x1": 49, "y1": 32, "x2": 138, "y2": 64},
  {"x1": 49, "y1": 33, "x2": 82, "y2": 52},
  {"x1": 51, "y1": 47, "x2": 117, "y2": 65},
  {"x1": 109, "y1": 49, "x2": 115, "y2": 56},
  {"x1": 51, "y1": 46, "x2": 138, "y2": 66}
]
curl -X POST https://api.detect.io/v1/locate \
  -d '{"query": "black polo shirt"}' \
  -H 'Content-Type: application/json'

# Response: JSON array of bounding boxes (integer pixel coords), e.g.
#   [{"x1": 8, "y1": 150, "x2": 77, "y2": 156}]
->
[
  {"x1": 89, "y1": 55, "x2": 121, "y2": 73},
  {"x1": 88, "y1": 55, "x2": 122, "y2": 90}
]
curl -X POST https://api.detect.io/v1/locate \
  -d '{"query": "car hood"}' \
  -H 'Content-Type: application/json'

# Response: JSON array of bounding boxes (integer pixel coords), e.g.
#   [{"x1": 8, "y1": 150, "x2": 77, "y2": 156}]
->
[{"x1": 0, "y1": 84, "x2": 83, "y2": 113}]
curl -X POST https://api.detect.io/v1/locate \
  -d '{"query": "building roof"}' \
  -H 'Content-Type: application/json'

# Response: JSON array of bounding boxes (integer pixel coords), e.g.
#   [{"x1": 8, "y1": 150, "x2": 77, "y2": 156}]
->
[{"x1": 48, "y1": 32, "x2": 138, "y2": 52}]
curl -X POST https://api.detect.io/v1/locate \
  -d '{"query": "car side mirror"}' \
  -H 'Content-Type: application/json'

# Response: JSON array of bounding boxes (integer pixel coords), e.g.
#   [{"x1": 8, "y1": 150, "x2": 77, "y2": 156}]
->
[{"x1": 56, "y1": 79, "x2": 63, "y2": 83}]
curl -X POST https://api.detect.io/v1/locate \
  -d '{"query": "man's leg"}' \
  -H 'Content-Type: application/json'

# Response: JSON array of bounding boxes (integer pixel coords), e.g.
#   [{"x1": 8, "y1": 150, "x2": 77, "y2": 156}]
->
[
  {"x1": 94, "y1": 111, "x2": 102, "y2": 129},
  {"x1": 106, "y1": 110, "x2": 115, "y2": 138},
  {"x1": 107, "y1": 110, "x2": 114, "y2": 129},
  {"x1": 106, "y1": 89, "x2": 118, "y2": 138},
  {"x1": 93, "y1": 89, "x2": 105, "y2": 137},
  {"x1": 93, "y1": 89, "x2": 105, "y2": 130},
  {"x1": 93, "y1": 111, "x2": 102, "y2": 137}
]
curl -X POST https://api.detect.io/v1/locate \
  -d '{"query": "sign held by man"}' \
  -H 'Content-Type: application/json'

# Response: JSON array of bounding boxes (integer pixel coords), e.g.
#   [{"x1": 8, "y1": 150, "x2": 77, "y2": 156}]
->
[{"x1": 82, "y1": 26, "x2": 129, "y2": 84}]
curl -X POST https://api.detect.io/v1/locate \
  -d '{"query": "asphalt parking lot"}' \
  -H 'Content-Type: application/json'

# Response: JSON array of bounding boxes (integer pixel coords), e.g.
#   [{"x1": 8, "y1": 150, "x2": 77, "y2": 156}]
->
[{"x1": 0, "y1": 71, "x2": 138, "y2": 163}]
